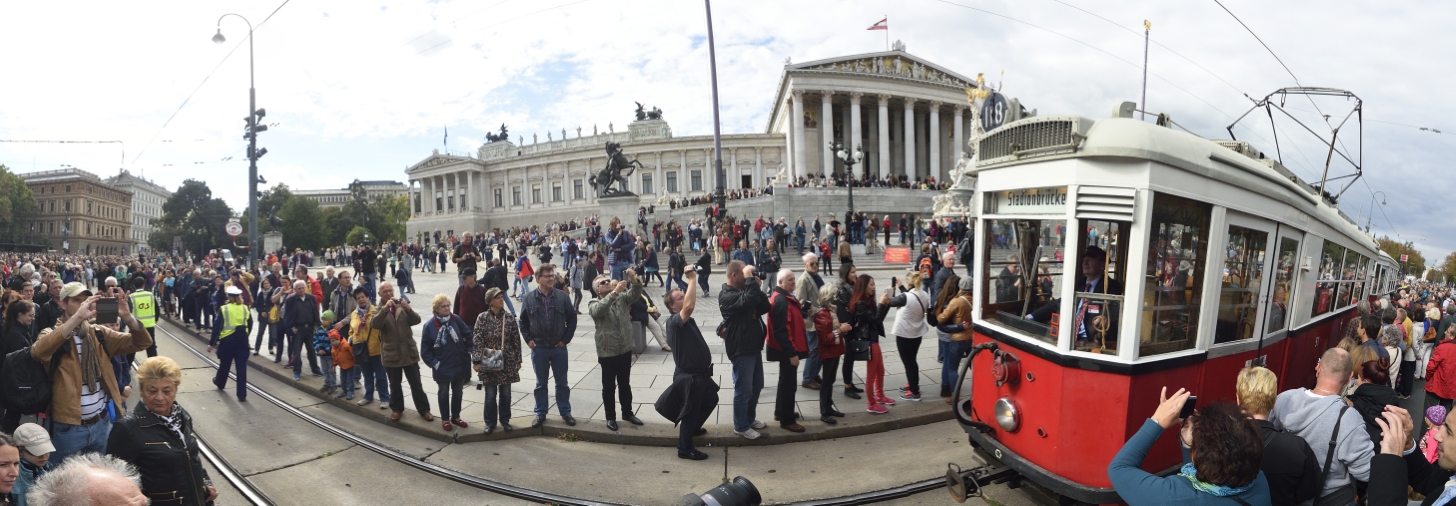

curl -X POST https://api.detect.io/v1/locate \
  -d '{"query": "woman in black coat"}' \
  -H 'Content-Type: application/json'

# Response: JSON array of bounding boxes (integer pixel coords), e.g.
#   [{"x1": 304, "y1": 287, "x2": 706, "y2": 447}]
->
[
  {"x1": 1, "y1": 299, "x2": 37, "y2": 433},
  {"x1": 107, "y1": 356, "x2": 216, "y2": 505}
]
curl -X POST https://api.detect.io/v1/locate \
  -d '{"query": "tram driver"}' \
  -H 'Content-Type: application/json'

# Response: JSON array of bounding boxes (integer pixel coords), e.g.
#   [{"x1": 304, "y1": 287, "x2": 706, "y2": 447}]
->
[{"x1": 1027, "y1": 246, "x2": 1124, "y2": 350}]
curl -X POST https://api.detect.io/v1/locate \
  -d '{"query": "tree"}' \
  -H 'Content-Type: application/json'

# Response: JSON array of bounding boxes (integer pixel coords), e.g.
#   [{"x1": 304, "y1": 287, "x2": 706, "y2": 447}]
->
[
  {"x1": 156, "y1": 179, "x2": 235, "y2": 257},
  {"x1": 344, "y1": 225, "x2": 370, "y2": 246},
  {"x1": 253, "y1": 183, "x2": 294, "y2": 235},
  {"x1": 367, "y1": 195, "x2": 409, "y2": 243},
  {"x1": 277, "y1": 196, "x2": 325, "y2": 251},
  {"x1": 0, "y1": 165, "x2": 39, "y2": 244},
  {"x1": 1442, "y1": 252, "x2": 1456, "y2": 284},
  {"x1": 1375, "y1": 236, "x2": 1426, "y2": 276},
  {"x1": 321, "y1": 206, "x2": 344, "y2": 245}
]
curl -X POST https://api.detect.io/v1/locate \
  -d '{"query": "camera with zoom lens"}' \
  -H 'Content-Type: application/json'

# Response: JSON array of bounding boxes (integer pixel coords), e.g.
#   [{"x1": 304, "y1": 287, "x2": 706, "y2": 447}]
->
[{"x1": 679, "y1": 476, "x2": 761, "y2": 506}]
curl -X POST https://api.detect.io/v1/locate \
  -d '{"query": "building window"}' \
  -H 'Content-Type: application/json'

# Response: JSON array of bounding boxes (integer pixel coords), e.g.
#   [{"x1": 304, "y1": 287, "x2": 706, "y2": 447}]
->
[
  {"x1": 552, "y1": 183, "x2": 562, "y2": 202},
  {"x1": 667, "y1": 172, "x2": 679, "y2": 193},
  {"x1": 447, "y1": 195, "x2": 455, "y2": 211},
  {"x1": 512, "y1": 186, "x2": 522, "y2": 206},
  {"x1": 460, "y1": 192, "x2": 468, "y2": 210},
  {"x1": 642, "y1": 173, "x2": 654, "y2": 195},
  {"x1": 690, "y1": 170, "x2": 702, "y2": 192},
  {"x1": 65, "y1": 185, "x2": 71, "y2": 192},
  {"x1": 494, "y1": 188, "x2": 503, "y2": 208},
  {"x1": 573, "y1": 179, "x2": 583, "y2": 200},
  {"x1": 531, "y1": 185, "x2": 542, "y2": 204}
]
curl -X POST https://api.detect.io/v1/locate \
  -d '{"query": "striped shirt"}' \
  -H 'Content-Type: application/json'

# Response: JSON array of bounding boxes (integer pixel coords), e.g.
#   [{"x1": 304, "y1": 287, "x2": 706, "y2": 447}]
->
[{"x1": 73, "y1": 333, "x2": 107, "y2": 420}]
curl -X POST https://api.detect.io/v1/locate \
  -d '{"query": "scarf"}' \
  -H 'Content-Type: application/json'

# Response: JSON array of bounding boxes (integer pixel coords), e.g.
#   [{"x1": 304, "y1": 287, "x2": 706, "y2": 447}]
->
[
  {"x1": 153, "y1": 402, "x2": 187, "y2": 446},
  {"x1": 75, "y1": 328, "x2": 105, "y2": 395},
  {"x1": 433, "y1": 315, "x2": 460, "y2": 347},
  {"x1": 1178, "y1": 463, "x2": 1253, "y2": 497}
]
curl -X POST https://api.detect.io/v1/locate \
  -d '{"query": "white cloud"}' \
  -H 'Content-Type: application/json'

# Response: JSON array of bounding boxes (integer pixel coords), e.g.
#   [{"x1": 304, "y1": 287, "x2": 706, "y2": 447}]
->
[{"x1": 1, "y1": 0, "x2": 1452, "y2": 262}]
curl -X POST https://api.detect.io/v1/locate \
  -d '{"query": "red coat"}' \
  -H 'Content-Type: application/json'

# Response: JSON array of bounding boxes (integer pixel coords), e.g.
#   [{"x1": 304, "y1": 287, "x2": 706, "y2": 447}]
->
[
  {"x1": 812, "y1": 308, "x2": 845, "y2": 360},
  {"x1": 765, "y1": 289, "x2": 807, "y2": 361},
  {"x1": 1427, "y1": 341, "x2": 1456, "y2": 399}
]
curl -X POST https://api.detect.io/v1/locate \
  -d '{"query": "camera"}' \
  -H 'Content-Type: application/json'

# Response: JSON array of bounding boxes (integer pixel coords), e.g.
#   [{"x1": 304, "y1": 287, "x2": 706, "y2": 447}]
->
[{"x1": 679, "y1": 476, "x2": 761, "y2": 506}]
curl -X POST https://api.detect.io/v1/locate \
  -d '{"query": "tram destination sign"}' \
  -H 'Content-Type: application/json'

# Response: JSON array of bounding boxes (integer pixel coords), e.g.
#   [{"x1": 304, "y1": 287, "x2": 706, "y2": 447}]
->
[{"x1": 986, "y1": 187, "x2": 1068, "y2": 215}]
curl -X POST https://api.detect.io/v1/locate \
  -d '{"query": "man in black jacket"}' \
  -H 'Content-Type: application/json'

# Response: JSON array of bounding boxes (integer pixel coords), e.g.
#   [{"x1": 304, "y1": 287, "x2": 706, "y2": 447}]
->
[
  {"x1": 481, "y1": 258, "x2": 513, "y2": 314},
  {"x1": 1237, "y1": 366, "x2": 1321, "y2": 506},
  {"x1": 719, "y1": 260, "x2": 770, "y2": 440}
]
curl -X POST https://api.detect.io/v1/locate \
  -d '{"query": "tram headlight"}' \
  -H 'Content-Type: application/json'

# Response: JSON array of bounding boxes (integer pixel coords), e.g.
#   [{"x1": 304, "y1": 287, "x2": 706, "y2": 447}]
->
[{"x1": 994, "y1": 397, "x2": 1021, "y2": 432}]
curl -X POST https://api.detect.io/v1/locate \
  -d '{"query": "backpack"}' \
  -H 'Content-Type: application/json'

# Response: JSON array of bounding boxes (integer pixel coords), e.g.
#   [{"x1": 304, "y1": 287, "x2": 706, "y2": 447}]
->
[
  {"x1": 0, "y1": 345, "x2": 64, "y2": 413},
  {"x1": 1423, "y1": 321, "x2": 1438, "y2": 343},
  {"x1": 918, "y1": 257, "x2": 934, "y2": 279}
]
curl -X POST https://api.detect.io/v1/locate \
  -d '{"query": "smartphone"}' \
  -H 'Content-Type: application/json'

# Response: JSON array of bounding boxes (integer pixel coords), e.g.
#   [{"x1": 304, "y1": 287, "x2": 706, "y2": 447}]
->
[
  {"x1": 891, "y1": 276, "x2": 899, "y2": 287},
  {"x1": 1178, "y1": 395, "x2": 1198, "y2": 419},
  {"x1": 95, "y1": 298, "x2": 119, "y2": 325}
]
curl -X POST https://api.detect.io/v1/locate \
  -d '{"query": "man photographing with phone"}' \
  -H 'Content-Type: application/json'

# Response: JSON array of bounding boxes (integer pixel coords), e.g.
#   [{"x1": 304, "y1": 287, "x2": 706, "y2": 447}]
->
[{"x1": 29, "y1": 282, "x2": 154, "y2": 464}]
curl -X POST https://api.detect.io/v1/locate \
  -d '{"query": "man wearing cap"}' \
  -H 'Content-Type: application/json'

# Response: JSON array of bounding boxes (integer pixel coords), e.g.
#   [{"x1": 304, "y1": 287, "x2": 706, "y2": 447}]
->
[
  {"x1": 31, "y1": 281, "x2": 154, "y2": 464},
  {"x1": 208, "y1": 285, "x2": 254, "y2": 401},
  {"x1": 12, "y1": 422, "x2": 56, "y2": 504},
  {"x1": 1028, "y1": 246, "x2": 1124, "y2": 347},
  {"x1": 453, "y1": 268, "x2": 488, "y2": 329}
]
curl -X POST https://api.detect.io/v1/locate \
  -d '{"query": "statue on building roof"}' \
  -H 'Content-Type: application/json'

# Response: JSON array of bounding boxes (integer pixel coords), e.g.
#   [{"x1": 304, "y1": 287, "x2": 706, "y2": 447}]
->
[
  {"x1": 484, "y1": 123, "x2": 510, "y2": 143},
  {"x1": 590, "y1": 141, "x2": 642, "y2": 198},
  {"x1": 635, "y1": 102, "x2": 647, "y2": 121}
]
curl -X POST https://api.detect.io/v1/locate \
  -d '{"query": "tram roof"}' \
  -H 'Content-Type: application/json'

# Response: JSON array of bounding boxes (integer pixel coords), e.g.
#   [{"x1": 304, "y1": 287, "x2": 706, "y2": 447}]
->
[{"x1": 970, "y1": 111, "x2": 1378, "y2": 254}]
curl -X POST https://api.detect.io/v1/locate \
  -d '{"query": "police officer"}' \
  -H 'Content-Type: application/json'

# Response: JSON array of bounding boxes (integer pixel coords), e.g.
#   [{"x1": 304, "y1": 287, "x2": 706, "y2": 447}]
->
[
  {"x1": 127, "y1": 277, "x2": 159, "y2": 359},
  {"x1": 208, "y1": 286, "x2": 253, "y2": 402}
]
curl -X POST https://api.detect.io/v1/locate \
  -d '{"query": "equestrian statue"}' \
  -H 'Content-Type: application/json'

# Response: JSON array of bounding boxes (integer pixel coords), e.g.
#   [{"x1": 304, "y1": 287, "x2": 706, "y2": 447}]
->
[{"x1": 591, "y1": 141, "x2": 641, "y2": 198}]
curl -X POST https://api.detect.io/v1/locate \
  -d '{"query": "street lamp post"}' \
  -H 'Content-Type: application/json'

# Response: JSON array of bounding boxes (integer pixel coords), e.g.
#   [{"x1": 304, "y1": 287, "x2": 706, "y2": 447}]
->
[
  {"x1": 1364, "y1": 190, "x2": 1386, "y2": 233},
  {"x1": 213, "y1": 13, "x2": 266, "y2": 271},
  {"x1": 830, "y1": 141, "x2": 865, "y2": 218},
  {"x1": 703, "y1": 0, "x2": 727, "y2": 216}
]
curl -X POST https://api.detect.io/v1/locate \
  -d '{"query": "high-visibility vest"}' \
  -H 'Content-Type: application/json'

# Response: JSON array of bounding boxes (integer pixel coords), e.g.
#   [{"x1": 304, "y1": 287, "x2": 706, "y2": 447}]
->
[
  {"x1": 129, "y1": 290, "x2": 157, "y2": 328},
  {"x1": 218, "y1": 303, "x2": 248, "y2": 339}
]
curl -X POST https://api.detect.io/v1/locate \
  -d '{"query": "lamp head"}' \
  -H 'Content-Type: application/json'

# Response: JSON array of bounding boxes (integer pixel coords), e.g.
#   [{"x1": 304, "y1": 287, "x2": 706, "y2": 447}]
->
[
  {"x1": 836, "y1": 149, "x2": 846, "y2": 159},
  {"x1": 212, "y1": 28, "x2": 226, "y2": 44}
]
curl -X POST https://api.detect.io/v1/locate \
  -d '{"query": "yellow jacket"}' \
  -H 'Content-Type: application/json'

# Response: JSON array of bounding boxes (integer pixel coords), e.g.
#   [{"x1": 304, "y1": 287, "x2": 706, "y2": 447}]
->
[{"x1": 350, "y1": 304, "x2": 383, "y2": 356}]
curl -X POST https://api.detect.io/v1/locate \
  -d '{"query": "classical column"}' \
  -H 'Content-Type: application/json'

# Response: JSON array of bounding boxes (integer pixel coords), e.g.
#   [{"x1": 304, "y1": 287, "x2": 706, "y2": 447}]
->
[
  {"x1": 903, "y1": 98, "x2": 917, "y2": 181},
  {"x1": 849, "y1": 92, "x2": 864, "y2": 179},
  {"x1": 655, "y1": 152, "x2": 664, "y2": 198},
  {"x1": 754, "y1": 147, "x2": 763, "y2": 186},
  {"x1": 728, "y1": 148, "x2": 739, "y2": 189},
  {"x1": 929, "y1": 101, "x2": 942, "y2": 183},
  {"x1": 790, "y1": 90, "x2": 806, "y2": 179},
  {"x1": 953, "y1": 105, "x2": 966, "y2": 161},
  {"x1": 680, "y1": 151, "x2": 688, "y2": 193},
  {"x1": 876, "y1": 95, "x2": 890, "y2": 179},
  {"x1": 821, "y1": 91, "x2": 835, "y2": 177},
  {"x1": 424, "y1": 177, "x2": 433, "y2": 214},
  {"x1": 460, "y1": 172, "x2": 469, "y2": 212}
]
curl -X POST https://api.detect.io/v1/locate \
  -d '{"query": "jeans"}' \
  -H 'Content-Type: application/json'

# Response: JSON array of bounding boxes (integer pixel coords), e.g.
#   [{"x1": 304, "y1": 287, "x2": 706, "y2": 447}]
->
[
  {"x1": 819, "y1": 356, "x2": 840, "y2": 416},
  {"x1": 437, "y1": 375, "x2": 468, "y2": 420},
  {"x1": 796, "y1": 235, "x2": 806, "y2": 255},
  {"x1": 320, "y1": 355, "x2": 337, "y2": 389},
  {"x1": 610, "y1": 261, "x2": 630, "y2": 280},
  {"x1": 941, "y1": 340, "x2": 973, "y2": 394},
  {"x1": 531, "y1": 346, "x2": 572, "y2": 416},
  {"x1": 483, "y1": 383, "x2": 513, "y2": 426},
  {"x1": 252, "y1": 318, "x2": 272, "y2": 353},
  {"x1": 801, "y1": 331, "x2": 820, "y2": 383},
  {"x1": 214, "y1": 335, "x2": 249, "y2": 399},
  {"x1": 339, "y1": 367, "x2": 357, "y2": 397},
  {"x1": 729, "y1": 354, "x2": 764, "y2": 432},
  {"x1": 697, "y1": 273, "x2": 711, "y2": 294},
  {"x1": 513, "y1": 277, "x2": 528, "y2": 296},
  {"x1": 775, "y1": 358, "x2": 799, "y2": 424},
  {"x1": 288, "y1": 325, "x2": 321, "y2": 377},
  {"x1": 362, "y1": 273, "x2": 377, "y2": 301},
  {"x1": 670, "y1": 272, "x2": 687, "y2": 292},
  {"x1": 598, "y1": 352, "x2": 634, "y2": 420},
  {"x1": 51, "y1": 418, "x2": 112, "y2": 466},
  {"x1": 896, "y1": 336, "x2": 922, "y2": 396},
  {"x1": 387, "y1": 364, "x2": 432, "y2": 415},
  {"x1": 362, "y1": 354, "x2": 390, "y2": 402}
]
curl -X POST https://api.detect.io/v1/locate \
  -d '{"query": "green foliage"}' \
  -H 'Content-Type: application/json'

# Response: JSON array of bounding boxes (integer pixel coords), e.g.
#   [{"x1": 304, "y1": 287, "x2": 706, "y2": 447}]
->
[
  {"x1": 367, "y1": 195, "x2": 409, "y2": 243},
  {"x1": 0, "y1": 165, "x2": 39, "y2": 243},
  {"x1": 344, "y1": 225, "x2": 370, "y2": 246},
  {"x1": 254, "y1": 183, "x2": 294, "y2": 234},
  {"x1": 155, "y1": 179, "x2": 235, "y2": 256},
  {"x1": 278, "y1": 196, "x2": 326, "y2": 251},
  {"x1": 1442, "y1": 251, "x2": 1456, "y2": 283},
  {"x1": 1376, "y1": 236, "x2": 1425, "y2": 275},
  {"x1": 321, "y1": 206, "x2": 344, "y2": 245}
]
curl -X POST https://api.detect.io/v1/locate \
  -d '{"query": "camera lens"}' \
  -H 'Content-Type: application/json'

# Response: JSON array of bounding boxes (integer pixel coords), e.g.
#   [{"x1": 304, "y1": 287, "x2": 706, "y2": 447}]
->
[{"x1": 684, "y1": 476, "x2": 761, "y2": 506}]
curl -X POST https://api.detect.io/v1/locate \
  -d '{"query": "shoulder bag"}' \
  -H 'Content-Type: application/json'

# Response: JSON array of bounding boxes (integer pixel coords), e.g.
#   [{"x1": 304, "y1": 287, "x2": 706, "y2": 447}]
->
[
  {"x1": 1312, "y1": 405, "x2": 1354, "y2": 506},
  {"x1": 478, "y1": 317, "x2": 505, "y2": 372}
]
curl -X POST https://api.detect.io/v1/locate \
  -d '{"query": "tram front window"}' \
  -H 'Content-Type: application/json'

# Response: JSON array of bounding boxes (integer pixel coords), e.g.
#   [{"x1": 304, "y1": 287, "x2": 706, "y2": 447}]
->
[
  {"x1": 984, "y1": 218, "x2": 1066, "y2": 345},
  {"x1": 1140, "y1": 194, "x2": 1211, "y2": 357}
]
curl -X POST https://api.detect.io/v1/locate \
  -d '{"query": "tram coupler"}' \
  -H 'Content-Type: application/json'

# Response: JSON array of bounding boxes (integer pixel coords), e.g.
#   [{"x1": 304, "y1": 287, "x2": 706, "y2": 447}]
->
[{"x1": 944, "y1": 461, "x2": 1019, "y2": 503}]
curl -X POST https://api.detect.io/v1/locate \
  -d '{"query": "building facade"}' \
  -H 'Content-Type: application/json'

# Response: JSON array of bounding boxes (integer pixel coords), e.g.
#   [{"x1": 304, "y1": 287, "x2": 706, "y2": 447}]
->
[
  {"x1": 295, "y1": 180, "x2": 409, "y2": 210},
  {"x1": 22, "y1": 168, "x2": 133, "y2": 255},
  {"x1": 405, "y1": 45, "x2": 992, "y2": 240},
  {"x1": 103, "y1": 169, "x2": 172, "y2": 254}
]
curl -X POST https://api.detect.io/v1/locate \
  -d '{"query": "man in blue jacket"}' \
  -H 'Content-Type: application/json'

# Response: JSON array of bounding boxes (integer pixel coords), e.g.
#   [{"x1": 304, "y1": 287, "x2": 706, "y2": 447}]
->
[{"x1": 519, "y1": 264, "x2": 579, "y2": 428}]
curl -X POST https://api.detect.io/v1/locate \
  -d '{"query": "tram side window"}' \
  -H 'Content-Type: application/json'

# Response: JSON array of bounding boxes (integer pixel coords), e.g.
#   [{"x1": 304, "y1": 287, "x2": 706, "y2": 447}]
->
[
  {"x1": 1349, "y1": 253, "x2": 1369, "y2": 306},
  {"x1": 1266, "y1": 237, "x2": 1299, "y2": 335},
  {"x1": 1337, "y1": 248, "x2": 1360, "y2": 308},
  {"x1": 1310, "y1": 241, "x2": 1345, "y2": 318},
  {"x1": 1070, "y1": 220, "x2": 1129, "y2": 354},
  {"x1": 984, "y1": 218, "x2": 1066, "y2": 345},
  {"x1": 1139, "y1": 193, "x2": 1211, "y2": 357},
  {"x1": 1214, "y1": 226, "x2": 1268, "y2": 344}
]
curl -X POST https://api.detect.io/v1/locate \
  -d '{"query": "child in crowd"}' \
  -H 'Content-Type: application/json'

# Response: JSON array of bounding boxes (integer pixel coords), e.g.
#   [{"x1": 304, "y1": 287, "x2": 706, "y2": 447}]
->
[
  {"x1": 314, "y1": 311, "x2": 337, "y2": 395},
  {"x1": 1423, "y1": 405, "x2": 1447, "y2": 463},
  {"x1": 331, "y1": 324, "x2": 356, "y2": 400}
]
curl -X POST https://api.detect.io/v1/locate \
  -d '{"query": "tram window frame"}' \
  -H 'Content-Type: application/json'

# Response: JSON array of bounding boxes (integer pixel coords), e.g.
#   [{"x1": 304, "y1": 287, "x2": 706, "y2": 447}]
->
[
  {"x1": 1138, "y1": 193, "x2": 1211, "y2": 358},
  {"x1": 1310, "y1": 240, "x2": 1346, "y2": 318},
  {"x1": 1069, "y1": 219, "x2": 1129, "y2": 355},
  {"x1": 981, "y1": 217, "x2": 1068, "y2": 346},
  {"x1": 1265, "y1": 236, "x2": 1300, "y2": 335},
  {"x1": 1214, "y1": 224, "x2": 1269, "y2": 345}
]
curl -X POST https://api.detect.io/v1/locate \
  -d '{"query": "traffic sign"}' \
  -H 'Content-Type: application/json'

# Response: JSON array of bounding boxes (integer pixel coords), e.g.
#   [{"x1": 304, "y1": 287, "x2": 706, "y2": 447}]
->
[
  {"x1": 1400, "y1": 254, "x2": 1409, "y2": 263},
  {"x1": 226, "y1": 221, "x2": 243, "y2": 238}
]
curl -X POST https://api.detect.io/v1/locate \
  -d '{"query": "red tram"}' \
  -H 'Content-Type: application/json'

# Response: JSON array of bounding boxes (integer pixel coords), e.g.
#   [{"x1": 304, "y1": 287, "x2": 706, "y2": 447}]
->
[{"x1": 950, "y1": 103, "x2": 1400, "y2": 505}]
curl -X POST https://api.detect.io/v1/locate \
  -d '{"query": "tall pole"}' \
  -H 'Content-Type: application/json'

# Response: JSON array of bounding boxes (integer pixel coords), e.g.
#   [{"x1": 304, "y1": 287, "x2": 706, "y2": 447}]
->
[
  {"x1": 247, "y1": 30, "x2": 259, "y2": 271},
  {"x1": 704, "y1": 0, "x2": 726, "y2": 212},
  {"x1": 1140, "y1": 20, "x2": 1150, "y2": 120}
]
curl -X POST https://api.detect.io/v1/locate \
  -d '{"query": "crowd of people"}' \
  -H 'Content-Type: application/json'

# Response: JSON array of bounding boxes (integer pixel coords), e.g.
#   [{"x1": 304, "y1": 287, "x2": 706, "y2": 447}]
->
[{"x1": 1109, "y1": 283, "x2": 1456, "y2": 506}]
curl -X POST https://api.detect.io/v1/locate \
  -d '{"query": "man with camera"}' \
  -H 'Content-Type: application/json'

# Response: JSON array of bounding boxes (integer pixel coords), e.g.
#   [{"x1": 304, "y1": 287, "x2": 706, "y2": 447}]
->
[
  {"x1": 589, "y1": 269, "x2": 644, "y2": 431},
  {"x1": 371, "y1": 282, "x2": 433, "y2": 423},
  {"x1": 720, "y1": 260, "x2": 771, "y2": 440}
]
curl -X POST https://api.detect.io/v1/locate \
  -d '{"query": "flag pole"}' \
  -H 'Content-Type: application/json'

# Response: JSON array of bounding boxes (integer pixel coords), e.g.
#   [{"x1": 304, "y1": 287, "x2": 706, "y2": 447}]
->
[
  {"x1": 1140, "y1": 20, "x2": 1150, "y2": 120},
  {"x1": 885, "y1": 15, "x2": 889, "y2": 51}
]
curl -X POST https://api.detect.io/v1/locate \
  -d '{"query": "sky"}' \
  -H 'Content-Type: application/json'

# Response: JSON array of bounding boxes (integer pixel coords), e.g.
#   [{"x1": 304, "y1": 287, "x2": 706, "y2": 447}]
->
[{"x1": 0, "y1": 0, "x2": 1450, "y2": 264}]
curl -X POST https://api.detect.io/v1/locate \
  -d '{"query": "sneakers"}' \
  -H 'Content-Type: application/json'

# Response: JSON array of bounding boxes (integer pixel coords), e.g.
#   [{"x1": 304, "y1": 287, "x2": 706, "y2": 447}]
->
[
  {"x1": 867, "y1": 404, "x2": 889, "y2": 414},
  {"x1": 293, "y1": 374, "x2": 302, "y2": 381},
  {"x1": 877, "y1": 396, "x2": 897, "y2": 406},
  {"x1": 379, "y1": 401, "x2": 389, "y2": 410},
  {"x1": 899, "y1": 384, "x2": 912, "y2": 392},
  {"x1": 357, "y1": 398, "x2": 373, "y2": 406},
  {"x1": 749, "y1": 420, "x2": 767, "y2": 430},
  {"x1": 733, "y1": 428, "x2": 761, "y2": 440},
  {"x1": 899, "y1": 392, "x2": 922, "y2": 401}
]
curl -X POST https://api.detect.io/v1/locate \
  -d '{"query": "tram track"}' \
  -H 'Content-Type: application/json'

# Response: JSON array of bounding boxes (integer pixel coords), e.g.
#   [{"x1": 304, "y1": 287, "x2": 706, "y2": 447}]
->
[{"x1": 155, "y1": 320, "x2": 987, "y2": 505}]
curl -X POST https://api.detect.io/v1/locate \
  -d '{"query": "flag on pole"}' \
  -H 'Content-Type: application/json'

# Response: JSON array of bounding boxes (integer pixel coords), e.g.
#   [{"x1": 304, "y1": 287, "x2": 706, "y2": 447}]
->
[
  {"x1": 443, "y1": 125, "x2": 448, "y2": 146},
  {"x1": 867, "y1": 18, "x2": 887, "y2": 30}
]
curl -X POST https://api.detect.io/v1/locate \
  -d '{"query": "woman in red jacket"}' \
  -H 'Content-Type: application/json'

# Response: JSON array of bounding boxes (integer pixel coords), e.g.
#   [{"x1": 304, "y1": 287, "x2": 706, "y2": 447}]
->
[
  {"x1": 812, "y1": 283, "x2": 848, "y2": 424},
  {"x1": 1424, "y1": 325, "x2": 1456, "y2": 415}
]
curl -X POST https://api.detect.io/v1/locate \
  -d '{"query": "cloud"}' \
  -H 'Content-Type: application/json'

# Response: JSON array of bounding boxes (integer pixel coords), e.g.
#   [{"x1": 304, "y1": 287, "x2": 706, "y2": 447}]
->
[{"x1": 0, "y1": 0, "x2": 1452, "y2": 262}]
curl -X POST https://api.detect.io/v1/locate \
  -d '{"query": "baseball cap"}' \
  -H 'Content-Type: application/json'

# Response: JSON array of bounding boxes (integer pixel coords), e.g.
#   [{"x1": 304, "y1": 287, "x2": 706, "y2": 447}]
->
[
  {"x1": 13, "y1": 422, "x2": 55, "y2": 455},
  {"x1": 58, "y1": 281, "x2": 93, "y2": 300}
]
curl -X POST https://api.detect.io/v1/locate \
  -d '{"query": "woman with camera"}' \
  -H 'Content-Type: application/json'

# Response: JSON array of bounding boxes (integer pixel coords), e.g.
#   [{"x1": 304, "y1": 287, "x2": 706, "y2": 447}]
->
[
  {"x1": 1108, "y1": 388, "x2": 1270, "y2": 505},
  {"x1": 886, "y1": 272, "x2": 930, "y2": 401}
]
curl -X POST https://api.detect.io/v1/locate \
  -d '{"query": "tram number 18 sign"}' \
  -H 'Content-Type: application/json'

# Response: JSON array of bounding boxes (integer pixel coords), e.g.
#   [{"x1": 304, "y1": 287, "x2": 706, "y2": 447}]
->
[
  {"x1": 981, "y1": 92, "x2": 1008, "y2": 131},
  {"x1": 226, "y1": 221, "x2": 242, "y2": 238}
]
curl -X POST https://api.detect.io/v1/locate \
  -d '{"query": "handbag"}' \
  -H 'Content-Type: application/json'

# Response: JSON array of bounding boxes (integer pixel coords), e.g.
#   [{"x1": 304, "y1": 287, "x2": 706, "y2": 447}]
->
[
  {"x1": 847, "y1": 338, "x2": 871, "y2": 361},
  {"x1": 479, "y1": 317, "x2": 506, "y2": 372}
]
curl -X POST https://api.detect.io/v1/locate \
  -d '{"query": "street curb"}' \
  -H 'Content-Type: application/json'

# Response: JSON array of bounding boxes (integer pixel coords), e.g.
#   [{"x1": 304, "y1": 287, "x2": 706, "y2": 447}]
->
[{"x1": 162, "y1": 316, "x2": 953, "y2": 447}]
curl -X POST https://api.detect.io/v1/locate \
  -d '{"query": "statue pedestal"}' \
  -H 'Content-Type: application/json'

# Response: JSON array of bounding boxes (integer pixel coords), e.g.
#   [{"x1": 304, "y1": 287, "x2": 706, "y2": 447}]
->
[{"x1": 597, "y1": 195, "x2": 641, "y2": 226}]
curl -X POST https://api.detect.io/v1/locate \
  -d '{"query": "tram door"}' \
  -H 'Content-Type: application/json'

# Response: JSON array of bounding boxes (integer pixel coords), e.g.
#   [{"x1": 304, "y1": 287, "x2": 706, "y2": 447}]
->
[{"x1": 1213, "y1": 213, "x2": 1278, "y2": 347}]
